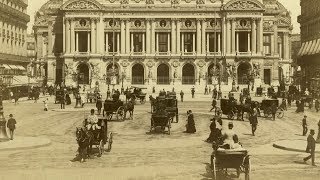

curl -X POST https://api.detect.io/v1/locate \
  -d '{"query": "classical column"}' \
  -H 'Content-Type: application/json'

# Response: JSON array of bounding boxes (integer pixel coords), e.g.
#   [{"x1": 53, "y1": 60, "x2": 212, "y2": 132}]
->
[
  {"x1": 151, "y1": 20, "x2": 155, "y2": 54},
  {"x1": 176, "y1": 20, "x2": 181, "y2": 54},
  {"x1": 171, "y1": 20, "x2": 176, "y2": 54},
  {"x1": 65, "y1": 19, "x2": 70, "y2": 54},
  {"x1": 63, "y1": 18, "x2": 66, "y2": 53},
  {"x1": 0, "y1": 20, "x2": 2, "y2": 53},
  {"x1": 125, "y1": 20, "x2": 130, "y2": 54},
  {"x1": 105, "y1": 32, "x2": 109, "y2": 53},
  {"x1": 226, "y1": 19, "x2": 231, "y2": 54},
  {"x1": 251, "y1": 18, "x2": 256, "y2": 54},
  {"x1": 218, "y1": 33, "x2": 221, "y2": 53},
  {"x1": 231, "y1": 19, "x2": 236, "y2": 54},
  {"x1": 75, "y1": 32, "x2": 79, "y2": 52},
  {"x1": 130, "y1": 33, "x2": 133, "y2": 53},
  {"x1": 156, "y1": 33, "x2": 159, "y2": 52},
  {"x1": 284, "y1": 32, "x2": 290, "y2": 59},
  {"x1": 271, "y1": 33, "x2": 275, "y2": 55},
  {"x1": 192, "y1": 33, "x2": 196, "y2": 53},
  {"x1": 120, "y1": 19, "x2": 125, "y2": 54},
  {"x1": 201, "y1": 20, "x2": 206, "y2": 54},
  {"x1": 87, "y1": 32, "x2": 91, "y2": 52},
  {"x1": 167, "y1": 33, "x2": 171, "y2": 52},
  {"x1": 70, "y1": 19, "x2": 75, "y2": 53},
  {"x1": 247, "y1": 32, "x2": 251, "y2": 52},
  {"x1": 181, "y1": 33, "x2": 184, "y2": 53},
  {"x1": 206, "y1": 33, "x2": 209, "y2": 52},
  {"x1": 91, "y1": 19, "x2": 96, "y2": 53},
  {"x1": 98, "y1": 17, "x2": 104, "y2": 53},
  {"x1": 196, "y1": 19, "x2": 201, "y2": 54},
  {"x1": 48, "y1": 21, "x2": 53, "y2": 55},
  {"x1": 236, "y1": 32, "x2": 239, "y2": 52},
  {"x1": 274, "y1": 23, "x2": 278, "y2": 55},
  {"x1": 257, "y1": 18, "x2": 263, "y2": 54},
  {"x1": 146, "y1": 19, "x2": 151, "y2": 54},
  {"x1": 222, "y1": 17, "x2": 226, "y2": 55},
  {"x1": 142, "y1": 33, "x2": 145, "y2": 53},
  {"x1": 117, "y1": 33, "x2": 120, "y2": 53}
]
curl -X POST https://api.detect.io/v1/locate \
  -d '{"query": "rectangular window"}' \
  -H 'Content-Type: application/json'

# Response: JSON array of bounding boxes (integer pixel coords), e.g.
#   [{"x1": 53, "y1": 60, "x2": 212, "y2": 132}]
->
[
  {"x1": 158, "y1": 33, "x2": 168, "y2": 52},
  {"x1": 106, "y1": 32, "x2": 118, "y2": 52},
  {"x1": 263, "y1": 34, "x2": 271, "y2": 55},
  {"x1": 78, "y1": 31, "x2": 89, "y2": 52},
  {"x1": 277, "y1": 33, "x2": 284, "y2": 58},
  {"x1": 132, "y1": 33, "x2": 144, "y2": 52},
  {"x1": 264, "y1": 69, "x2": 271, "y2": 85},
  {"x1": 208, "y1": 32, "x2": 220, "y2": 52},
  {"x1": 183, "y1": 33, "x2": 193, "y2": 52}
]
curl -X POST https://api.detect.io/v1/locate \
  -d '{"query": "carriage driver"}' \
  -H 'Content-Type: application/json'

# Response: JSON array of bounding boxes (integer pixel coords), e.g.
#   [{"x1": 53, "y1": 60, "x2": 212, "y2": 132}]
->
[{"x1": 86, "y1": 109, "x2": 101, "y2": 133}]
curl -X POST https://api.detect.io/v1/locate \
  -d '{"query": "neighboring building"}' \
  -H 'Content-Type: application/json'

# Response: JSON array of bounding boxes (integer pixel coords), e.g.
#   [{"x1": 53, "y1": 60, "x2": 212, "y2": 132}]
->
[
  {"x1": 297, "y1": 0, "x2": 320, "y2": 92},
  {"x1": 0, "y1": 0, "x2": 30, "y2": 88},
  {"x1": 288, "y1": 33, "x2": 300, "y2": 85},
  {"x1": 33, "y1": 0, "x2": 292, "y2": 90}
]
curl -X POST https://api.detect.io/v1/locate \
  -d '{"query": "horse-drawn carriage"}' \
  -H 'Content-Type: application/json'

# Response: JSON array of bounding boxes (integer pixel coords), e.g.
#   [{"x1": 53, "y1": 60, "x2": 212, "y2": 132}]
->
[
  {"x1": 220, "y1": 99, "x2": 240, "y2": 120},
  {"x1": 54, "y1": 89, "x2": 65, "y2": 104},
  {"x1": 86, "y1": 92, "x2": 100, "y2": 103},
  {"x1": 150, "y1": 110, "x2": 171, "y2": 134},
  {"x1": 211, "y1": 149, "x2": 251, "y2": 180},
  {"x1": 301, "y1": 95, "x2": 313, "y2": 107},
  {"x1": 150, "y1": 92, "x2": 179, "y2": 123},
  {"x1": 75, "y1": 117, "x2": 113, "y2": 162},
  {"x1": 102, "y1": 99, "x2": 126, "y2": 121},
  {"x1": 260, "y1": 99, "x2": 284, "y2": 118},
  {"x1": 125, "y1": 86, "x2": 147, "y2": 104}
]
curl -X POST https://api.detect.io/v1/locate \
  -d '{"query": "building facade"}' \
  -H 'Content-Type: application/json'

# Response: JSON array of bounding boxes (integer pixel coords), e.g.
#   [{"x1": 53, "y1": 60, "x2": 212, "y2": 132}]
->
[
  {"x1": 0, "y1": 0, "x2": 30, "y2": 87},
  {"x1": 298, "y1": 0, "x2": 320, "y2": 92},
  {"x1": 33, "y1": 0, "x2": 292, "y2": 90}
]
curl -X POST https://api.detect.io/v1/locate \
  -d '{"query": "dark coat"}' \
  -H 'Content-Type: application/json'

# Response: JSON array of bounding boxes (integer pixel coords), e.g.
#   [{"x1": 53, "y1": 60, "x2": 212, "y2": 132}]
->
[
  {"x1": 306, "y1": 134, "x2": 316, "y2": 153},
  {"x1": 186, "y1": 114, "x2": 196, "y2": 133}
]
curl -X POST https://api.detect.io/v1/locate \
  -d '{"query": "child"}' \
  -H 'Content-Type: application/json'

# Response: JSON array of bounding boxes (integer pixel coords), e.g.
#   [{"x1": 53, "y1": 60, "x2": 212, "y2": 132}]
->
[{"x1": 43, "y1": 98, "x2": 49, "y2": 111}]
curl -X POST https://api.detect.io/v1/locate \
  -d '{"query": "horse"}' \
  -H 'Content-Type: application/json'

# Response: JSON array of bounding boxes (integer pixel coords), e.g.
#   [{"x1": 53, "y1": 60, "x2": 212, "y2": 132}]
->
[
  {"x1": 75, "y1": 127, "x2": 94, "y2": 162},
  {"x1": 124, "y1": 100, "x2": 135, "y2": 120}
]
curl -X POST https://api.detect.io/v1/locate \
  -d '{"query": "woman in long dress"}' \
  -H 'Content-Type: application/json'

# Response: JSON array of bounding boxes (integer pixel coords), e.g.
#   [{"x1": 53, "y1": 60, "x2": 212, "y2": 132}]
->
[{"x1": 185, "y1": 110, "x2": 196, "y2": 133}]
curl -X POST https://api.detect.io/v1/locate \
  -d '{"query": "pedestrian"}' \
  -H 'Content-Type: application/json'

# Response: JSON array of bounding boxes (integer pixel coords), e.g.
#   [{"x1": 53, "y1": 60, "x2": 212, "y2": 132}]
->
[
  {"x1": 96, "y1": 96, "x2": 102, "y2": 115},
  {"x1": 191, "y1": 87, "x2": 195, "y2": 98},
  {"x1": 209, "y1": 99, "x2": 217, "y2": 112},
  {"x1": 209, "y1": 86, "x2": 212, "y2": 94},
  {"x1": 212, "y1": 88, "x2": 217, "y2": 99},
  {"x1": 60, "y1": 93, "x2": 66, "y2": 109},
  {"x1": 9, "y1": 91, "x2": 13, "y2": 102},
  {"x1": 218, "y1": 88, "x2": 222, "y2": 100},
  {"x1": 43, "y1": 98, "x2": 49, "y2": 111},
  {"x1": 34, "y1": 90, "x2": 40, "y2": 103},
  {"x1": 271, "y1": 102, "x2": 277, "y2": 121},
  {"x1": 303, "y1": 129, "x2": 316, "y2": 166},
  {"x1": 204, "y1": 85, "x2": 208, "y2": 95},
  {"x1": 14, "y1": 91, "x2": 20, "y2": 105},
  {"x1": 152, "y1": 86, "x2": 155, "y2": 93},
  {"x1": 6, "y1": 114, "x2": 16, "y2": 140},
  {"x1": 180, "y1": 90, "x2": 184, "y2": 102},
  {"x1": 315, "y1": 99, "x2": 319, "y2": 112},
  {"x1": 121, "y1": 86, "x2": 124, "y2": 95},
  {"x1": 185, "y1": 110, "x2": 196, "y2": 133},
  {"x1": 302, "y1": 115, "x2": 308, "y2": 136},
  {"x1": 107, "y1": 88, "x2": 111, "y2": 99},
  {"x1": 250, "y1": 108, "x2": 258, "y2": 136}
]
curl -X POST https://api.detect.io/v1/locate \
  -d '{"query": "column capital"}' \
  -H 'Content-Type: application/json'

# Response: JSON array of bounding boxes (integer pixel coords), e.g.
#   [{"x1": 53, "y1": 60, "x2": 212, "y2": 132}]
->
[
  {"x1": 146, "y1": 18, "x2": 155, "y2": 21},
  {"x1": 90, "y1": 17, "x2": 100, "y2": 22}
]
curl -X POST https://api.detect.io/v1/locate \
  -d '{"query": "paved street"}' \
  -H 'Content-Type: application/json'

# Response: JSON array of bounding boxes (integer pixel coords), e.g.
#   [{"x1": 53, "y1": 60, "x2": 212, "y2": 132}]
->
[{"x1": 0, "y1": 94, "x2": 319, "y2": 180}]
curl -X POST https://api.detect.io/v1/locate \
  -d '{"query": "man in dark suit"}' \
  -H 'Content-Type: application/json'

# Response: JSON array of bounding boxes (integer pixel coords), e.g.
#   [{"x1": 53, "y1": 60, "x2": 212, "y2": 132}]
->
[
  {"x1": 304, "y1": 129, "x2": 316, "y2": 166},
  {"x1": 302, "y1": 115, "x2": 308, "y2": 136}
]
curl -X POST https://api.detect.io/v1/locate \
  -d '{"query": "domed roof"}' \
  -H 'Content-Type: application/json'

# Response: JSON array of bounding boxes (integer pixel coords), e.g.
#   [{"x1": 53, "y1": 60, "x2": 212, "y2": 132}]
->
[{"x1": 38, "y1": 0, "x2": 63, "y2": 15}]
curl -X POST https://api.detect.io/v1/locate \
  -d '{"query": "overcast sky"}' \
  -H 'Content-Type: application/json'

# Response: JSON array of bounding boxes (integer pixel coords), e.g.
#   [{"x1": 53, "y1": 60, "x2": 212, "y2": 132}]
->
[{"x1": 27, "y1": 0, "x2": 301, "y2": 34}]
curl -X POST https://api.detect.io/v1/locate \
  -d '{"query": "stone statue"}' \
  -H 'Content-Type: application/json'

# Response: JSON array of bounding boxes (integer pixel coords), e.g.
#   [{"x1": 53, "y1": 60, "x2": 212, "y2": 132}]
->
[
  {"x1": 196, "y1": 0, "x2": 205, "y2": 4},
  {"x1": 146, "y1": 0, "x2": 154, "y2": 4},
  {"x1": 120, "y1": 0, "x2": 129, "y2": 4},
  {"x1": 253, "y1": 63, "x2": 260, "y2": 78},
  {"x1": 148, "y1": 69, "x2": 152, "y2": 79},
  {"x1": 171, "y1": 0, "x2": 180, "y2": 5},
  {"x1": 173, "y1": 69, "x2": 178, "y2": 78}
]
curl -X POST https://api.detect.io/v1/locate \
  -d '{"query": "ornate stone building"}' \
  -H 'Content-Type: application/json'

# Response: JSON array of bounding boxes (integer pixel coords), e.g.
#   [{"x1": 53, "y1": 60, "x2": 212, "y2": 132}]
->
[
  {"x1": 297, "y1": 0, "x2": 320, "y2": 92},
  {"x1": 33, "y1": 0, "x2": 292, "y2": 90},
  {"x1": 0, "y1": 0, "x2": 30, "y2": 87}
]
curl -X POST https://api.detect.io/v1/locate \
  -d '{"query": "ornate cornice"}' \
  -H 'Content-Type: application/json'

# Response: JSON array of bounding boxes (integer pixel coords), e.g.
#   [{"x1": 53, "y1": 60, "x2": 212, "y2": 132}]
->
[
  {"x1": 0, "y1": 3, "x2": 30, "y2": 23},
  {"x1": 223, "y1": 0, "x2": 265, "y2": 12},
  {"x1": 61, "y1": 0, "x2": 103, "y2": 11}
]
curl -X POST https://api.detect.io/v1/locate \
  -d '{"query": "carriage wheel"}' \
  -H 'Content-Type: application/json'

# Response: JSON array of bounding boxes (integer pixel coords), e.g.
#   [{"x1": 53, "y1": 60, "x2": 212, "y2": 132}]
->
[
  {"x1": 116, "y1": 107, "x2": 125, "y2": 121},
  {"x1": 245, "y1": 157, "x2": 251, "y2": 180},
  {"x1": 175, "y1": 113, "x2": 179, "y2": 123},
  {"x1": 227, "y1": 111, "x2": 234, "y2": 120},
  {"x1": 212, "y1": 157, "x2": 217, "y2": 180},
  {"x1": 140, "y1": 98, "x2": 146, "y2": 104},
  {"x1": 277, "y1": 109, "x2": 284, "y2": 119}
]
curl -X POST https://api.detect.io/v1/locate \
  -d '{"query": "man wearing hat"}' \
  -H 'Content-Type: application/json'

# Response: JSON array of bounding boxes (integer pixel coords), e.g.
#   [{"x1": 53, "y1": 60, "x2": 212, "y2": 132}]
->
[
  {"x1": 221, "y1": 122, "x2": 236, "y2": 149},
  {"x1": 304, "y1": 129, "x2": 316, "y2": 166},
  {"x1": 302, "y1": 115, "x2": 308, "y2": 136},
  {"x1": 7, "y1": 114, "x2": 16, "y2": 140}
]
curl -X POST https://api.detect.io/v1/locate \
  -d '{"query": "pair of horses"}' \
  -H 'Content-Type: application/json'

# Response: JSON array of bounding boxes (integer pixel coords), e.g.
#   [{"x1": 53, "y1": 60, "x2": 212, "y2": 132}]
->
[{"x1": 75, "y1": 124, "x2": 113, "y2": 163}]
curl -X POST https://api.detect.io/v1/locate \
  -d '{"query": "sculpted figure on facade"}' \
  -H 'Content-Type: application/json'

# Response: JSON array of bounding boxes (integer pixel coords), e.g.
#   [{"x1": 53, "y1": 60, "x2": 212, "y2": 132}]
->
[
  {"x1": 196, "y1": 0, "x2": 205, "y2": 5},
  {"x1": 173, "y1": 69, "x2": 178, "y2": 79},
  {"x1": 148, "y1": 69, "x2": 153, "y2": 79},
  {"x1": 120, "y1": 0, "x2": 129, "y2": 4},
  {"x1": 146, "y1": 0, "x2": 154, "y2": 4},
  {"x1": 253, "y1": 63, "x2": 260, "y2": 78},
  {"x1": 171, "y1": 0, "x2": 180, "y2": 5}
]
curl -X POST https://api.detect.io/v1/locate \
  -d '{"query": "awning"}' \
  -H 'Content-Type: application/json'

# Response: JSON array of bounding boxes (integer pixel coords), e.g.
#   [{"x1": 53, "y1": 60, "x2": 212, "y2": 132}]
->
[
  {"x1": 298, "y1": 38, "x2": 320, "y2": 57},
  {"x1": 8, "y1": 65, "x2": 19, "y2": 70},
  {"x1": 2, "y1": 64, "x2": 11, "y2": 69},
  {"x1": 11, "y1": 76, "x2": 37, "y2": 87},
  {"x1": 16, "y1": 65, "x2": 26, "y2": 70}
]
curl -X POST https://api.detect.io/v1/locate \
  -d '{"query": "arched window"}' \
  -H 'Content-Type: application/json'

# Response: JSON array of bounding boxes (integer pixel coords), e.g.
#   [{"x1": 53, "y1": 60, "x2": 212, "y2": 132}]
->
[
  {"x1": 132, "y1": 64, "x2": 144, "y2": 84},
  {"x1": 157, "y1": 64, "x2": 170, "y2": 84},
  {"x1": 182, "y1": 63, "x2": 195, "y2": 84}
]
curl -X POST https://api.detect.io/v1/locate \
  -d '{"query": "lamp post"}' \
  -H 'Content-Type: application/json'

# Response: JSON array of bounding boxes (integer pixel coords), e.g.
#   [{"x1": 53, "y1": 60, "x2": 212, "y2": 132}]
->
[{"x1": 0, "y1": 75, "x2": 9, "y2": 142}]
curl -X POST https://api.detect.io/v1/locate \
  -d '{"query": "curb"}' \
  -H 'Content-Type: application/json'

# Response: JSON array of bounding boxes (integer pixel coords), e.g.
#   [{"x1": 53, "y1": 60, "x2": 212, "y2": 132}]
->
[
  {"x1": 0, "y1": 139, "x2": 52, "y2": 152},
  {"x1": 273, "y1": 143, "x2": 320, "y2": 153}
]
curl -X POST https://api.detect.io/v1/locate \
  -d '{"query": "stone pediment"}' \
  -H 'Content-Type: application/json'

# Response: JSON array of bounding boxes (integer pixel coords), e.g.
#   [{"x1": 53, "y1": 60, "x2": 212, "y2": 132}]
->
[
  {"x1": 61, "y1": 0, "x2": 103, "y2": 11},
  {"x1": 223, "y1": 0, "x2": 265, "y2": 11}
]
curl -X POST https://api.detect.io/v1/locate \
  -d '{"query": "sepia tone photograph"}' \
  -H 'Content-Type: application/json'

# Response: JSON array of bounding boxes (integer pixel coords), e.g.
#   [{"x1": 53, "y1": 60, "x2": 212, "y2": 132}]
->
[{"x1": 0, "y1": 0, "x2": 319, "y2": 179}]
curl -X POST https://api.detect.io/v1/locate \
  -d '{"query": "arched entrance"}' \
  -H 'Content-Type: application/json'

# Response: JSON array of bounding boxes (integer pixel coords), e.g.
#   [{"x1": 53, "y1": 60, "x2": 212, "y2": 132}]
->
[
  {"x1": 237, "y1": 63, "x2": 251, "y2": 84},
  {"x1": 77, "y1": 63, "x2": 89, "y2": 85},
  {"x1": 106, "y1": 64, "x2": 120, "y2": 84},
  {"x1": 132, "y1": 64, "x2": 144, "y2": 84},
  {"x1": 182, "y1": 63, "x2": 195, "y2": 84},
  {"x1": 157, "y1": 64, "x2": 170, "y2": 84},
  {"x1": 207, "y1": 63, "x2": 221, "y2": 85}
]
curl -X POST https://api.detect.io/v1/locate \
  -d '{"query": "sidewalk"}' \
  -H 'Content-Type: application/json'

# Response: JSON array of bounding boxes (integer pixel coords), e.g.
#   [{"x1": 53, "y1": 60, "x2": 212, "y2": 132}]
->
[
  {"x1": 0, "y1": 136, "x2": 51, "y2": 152},
  {"x1": 273, "y1": 139, "x2": 320, "y2": 153}
]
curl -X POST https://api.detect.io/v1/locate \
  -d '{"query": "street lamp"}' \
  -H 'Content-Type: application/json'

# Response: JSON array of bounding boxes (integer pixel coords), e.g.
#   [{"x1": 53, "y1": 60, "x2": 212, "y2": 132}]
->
[{"x1": 0, "y1": 75, "x2": 9, "y2": 142}]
